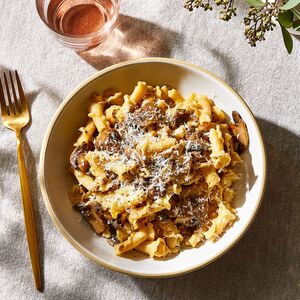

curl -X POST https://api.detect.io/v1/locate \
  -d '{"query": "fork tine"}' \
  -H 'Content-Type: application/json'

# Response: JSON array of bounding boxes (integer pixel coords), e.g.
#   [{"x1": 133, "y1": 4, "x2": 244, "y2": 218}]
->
[
  {"x1": 10, "y1": 71, "x2": 21, "y2": 114},
  {"x1": 0, "y1": 77, "x2": 8, "y2": 117},
  {"x1": 4, "y1": 72, "x2": 16, "y2": 115},
  {"x1": 15, "y1": 70, "x2": 28, "y2": 112}
]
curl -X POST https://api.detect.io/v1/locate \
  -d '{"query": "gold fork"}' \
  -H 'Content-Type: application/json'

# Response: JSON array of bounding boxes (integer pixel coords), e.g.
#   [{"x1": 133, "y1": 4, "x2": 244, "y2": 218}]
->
[{"x1": 0, "y1": 71, "x2": 41, "y2": 291}]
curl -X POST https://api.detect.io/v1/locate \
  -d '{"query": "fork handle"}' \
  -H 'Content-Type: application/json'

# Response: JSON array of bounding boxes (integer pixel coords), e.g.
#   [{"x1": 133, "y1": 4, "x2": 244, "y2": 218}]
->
[{"x1": 16, "y1": 131, "x2": 42, "y2": 291}]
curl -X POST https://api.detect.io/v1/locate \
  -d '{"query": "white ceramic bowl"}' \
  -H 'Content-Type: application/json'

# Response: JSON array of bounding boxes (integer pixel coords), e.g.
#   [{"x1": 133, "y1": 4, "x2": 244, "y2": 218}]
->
[{"x1": 39, "y1": 58, "x2": 266, "y2": 277}]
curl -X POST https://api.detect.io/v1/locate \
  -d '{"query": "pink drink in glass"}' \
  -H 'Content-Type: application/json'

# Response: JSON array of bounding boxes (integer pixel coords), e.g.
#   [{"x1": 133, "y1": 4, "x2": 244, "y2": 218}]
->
[{"x1": 36, "y1": 0, "x2": 120, "y2": 51}]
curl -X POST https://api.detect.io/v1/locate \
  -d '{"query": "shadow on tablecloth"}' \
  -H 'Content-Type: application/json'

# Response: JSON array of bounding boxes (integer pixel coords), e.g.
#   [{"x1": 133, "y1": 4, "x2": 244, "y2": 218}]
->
[
  {"x1": 126, "y1": 117, "x2": 300, "y2": 300},
  {"x1": 78, "y1": 14, "x2": 183, "y2": 70}
]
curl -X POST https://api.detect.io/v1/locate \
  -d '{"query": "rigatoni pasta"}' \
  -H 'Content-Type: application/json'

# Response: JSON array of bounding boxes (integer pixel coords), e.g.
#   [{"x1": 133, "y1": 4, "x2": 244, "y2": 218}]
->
[{"x1": 69, "y1": 82, "x2": 249, "y2": 258}]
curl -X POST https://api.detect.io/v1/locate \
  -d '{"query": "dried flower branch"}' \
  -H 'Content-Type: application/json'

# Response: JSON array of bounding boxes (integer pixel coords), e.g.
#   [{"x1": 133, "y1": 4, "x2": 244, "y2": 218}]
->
[
  {"x1": 183, "y1": 0, "x2": 300, "y2": 54},
  {"x1": 216, "y1": 0, "x2": 237, "y2": 21},
  {"x1": 184, "y1": 0, "x2": 236, "y2": 18},
  {"x1": 184, "y1": 0, "x2": 213, "y2": 11},
  {"x1": 244, "y1": 1, "x2": 281, "y2": 46}
]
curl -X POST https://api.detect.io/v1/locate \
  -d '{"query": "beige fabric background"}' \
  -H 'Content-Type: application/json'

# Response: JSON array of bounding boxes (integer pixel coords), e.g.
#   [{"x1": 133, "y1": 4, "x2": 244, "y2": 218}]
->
[{"x1": 0, "y1": 0, "x2": 299, "y2": 299}]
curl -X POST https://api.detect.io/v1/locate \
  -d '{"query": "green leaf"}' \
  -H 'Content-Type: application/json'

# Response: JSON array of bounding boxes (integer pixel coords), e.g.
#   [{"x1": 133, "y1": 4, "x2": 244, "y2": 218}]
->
[
  {"x1": 280, "y1": 24, "x2": 293, "y2": 54},
  {"x1": 245, "y1": 0, "x2": 265, "y2": 8},
  {"x1": 278, "y1": 11, "x2": 294, "y2": 27},
  {"x1": 281, "y1": 0, "x2": 300, "y2": 10}
]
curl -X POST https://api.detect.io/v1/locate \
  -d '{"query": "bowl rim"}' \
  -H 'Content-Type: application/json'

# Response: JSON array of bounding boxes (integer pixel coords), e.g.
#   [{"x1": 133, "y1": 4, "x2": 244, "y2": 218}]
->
[{"x1": 39, "y1": 57, "x2": 267, "y2": 277}]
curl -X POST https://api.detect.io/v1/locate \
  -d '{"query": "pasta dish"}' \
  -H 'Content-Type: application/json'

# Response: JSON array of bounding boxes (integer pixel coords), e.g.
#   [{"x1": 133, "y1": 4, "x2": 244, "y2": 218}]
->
[{"x1": 69, "y1": 82, "x2": 249, "y2": 258}]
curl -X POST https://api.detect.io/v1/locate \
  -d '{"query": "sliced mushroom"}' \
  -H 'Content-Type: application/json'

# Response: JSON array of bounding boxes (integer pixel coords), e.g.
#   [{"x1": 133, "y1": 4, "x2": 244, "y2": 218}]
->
[
  {"x1": 157, "y1": 196, "x2": 209, "y2": 228},
  {"x1": 174, "y1": 197, "x2": 208, "y2": 227},
  {"x1": 231, "y1": 111, "x2": 249, "y2": 153},
  {"x1": 70, "y1": 142, "x2": 93, "y2": 173},
  {"x1": 168, "y1": 109, "x2": 191, "y2": 129},
  {"x1": 75, "y1": 200, "x2": 106, "y2": 234},
  {"x1": 69, "y1": 185, "x2": 85, "y2": 206},
  {"x1": 94, "y1": 128, "x2": 121, "y2": 152},
  {"x1": 126, "y1": 105, "x2": 164, "y2": 128},
  {"x1": 106, "y1": 219, "x2": 122, "y2": 245}
]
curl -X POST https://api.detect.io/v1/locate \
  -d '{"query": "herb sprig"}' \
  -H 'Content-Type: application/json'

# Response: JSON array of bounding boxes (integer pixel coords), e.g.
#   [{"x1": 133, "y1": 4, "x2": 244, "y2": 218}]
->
[{"x1": 184, "y1": 0, "x2": 300, "y2": 53}]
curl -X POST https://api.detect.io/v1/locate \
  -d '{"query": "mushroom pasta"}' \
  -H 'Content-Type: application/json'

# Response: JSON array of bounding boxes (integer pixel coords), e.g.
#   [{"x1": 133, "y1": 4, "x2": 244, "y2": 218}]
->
[{"x1": 69, "y1": 82, "x2": 249, "y2": 258}]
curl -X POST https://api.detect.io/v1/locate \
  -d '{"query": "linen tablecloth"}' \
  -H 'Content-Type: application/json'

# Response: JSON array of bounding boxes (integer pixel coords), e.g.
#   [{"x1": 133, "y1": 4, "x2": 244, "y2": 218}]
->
[{"x1": 0, "y1": 1, "x2": 299, "y2": 299}]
